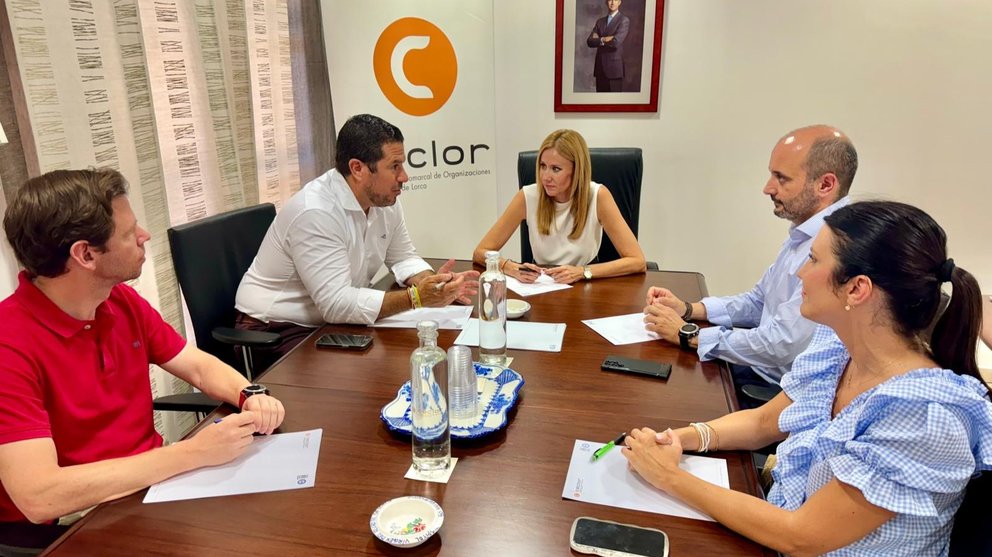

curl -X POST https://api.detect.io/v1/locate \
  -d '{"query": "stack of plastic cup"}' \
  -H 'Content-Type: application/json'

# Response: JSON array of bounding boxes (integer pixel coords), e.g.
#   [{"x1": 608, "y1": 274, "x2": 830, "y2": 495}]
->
[{"x1": 447, "y1": 345, "x2": 477, "y2": 420}]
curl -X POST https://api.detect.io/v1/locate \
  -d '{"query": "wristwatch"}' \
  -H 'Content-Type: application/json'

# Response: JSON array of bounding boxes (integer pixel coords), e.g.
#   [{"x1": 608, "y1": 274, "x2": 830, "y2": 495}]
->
[
  {"x1": 583, "y1": 266, "x2": 593, "y2": 280},
  {"x1": 678, "y1": 323, "x2": 700, "y2": 351},
  {"x1": 239, "y1": 383, "x2": 269, "y2": 409}
]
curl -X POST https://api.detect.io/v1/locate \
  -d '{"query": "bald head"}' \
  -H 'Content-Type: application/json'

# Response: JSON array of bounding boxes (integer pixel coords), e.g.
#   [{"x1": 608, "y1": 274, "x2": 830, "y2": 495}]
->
[
  {"x1": 780, "y1": 125, "x2": 858, "y2": 198},
  {"x1": 764, "y1": 125, "x2": 858, "y2": 225}
]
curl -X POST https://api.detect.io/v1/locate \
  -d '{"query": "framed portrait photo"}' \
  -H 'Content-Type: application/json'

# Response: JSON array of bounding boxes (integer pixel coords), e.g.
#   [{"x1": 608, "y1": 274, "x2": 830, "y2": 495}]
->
[{"x1": 555, "y1": 0, "x2": 666, "y2": 112}]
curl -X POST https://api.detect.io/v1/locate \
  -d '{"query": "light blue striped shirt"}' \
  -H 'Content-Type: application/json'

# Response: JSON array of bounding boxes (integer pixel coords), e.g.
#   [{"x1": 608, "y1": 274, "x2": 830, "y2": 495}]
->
[{"x1": 696, "y1": 196, "x2": 849, "y2": 384}]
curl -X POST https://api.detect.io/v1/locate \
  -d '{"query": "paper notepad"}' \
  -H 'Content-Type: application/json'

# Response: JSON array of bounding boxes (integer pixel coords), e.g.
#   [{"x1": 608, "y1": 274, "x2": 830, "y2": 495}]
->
[
  {"x1": 582, "y1": 312, "x2": 660, "y2": 345},
  {"x1": 374, "y1": 306, "x2": 472, "y2": 329},
  {"x1": 505, "y1": 274, "x2": 572, "y2": 297},
  {"x1": 144, "y1": 429, "x2": 322, "y2": 503},
  {"x1": 453, "y1": 319, "x2": 566, "y2": 352},
  {"x1": 562, "y1": 439, "x2": 729, "y2": 521}
]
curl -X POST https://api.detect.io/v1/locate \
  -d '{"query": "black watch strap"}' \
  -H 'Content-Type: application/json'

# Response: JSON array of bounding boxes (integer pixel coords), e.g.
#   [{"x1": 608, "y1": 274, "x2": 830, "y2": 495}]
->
[{"x1": 678, "y1": 326, "x2": 699, "y2": 352}]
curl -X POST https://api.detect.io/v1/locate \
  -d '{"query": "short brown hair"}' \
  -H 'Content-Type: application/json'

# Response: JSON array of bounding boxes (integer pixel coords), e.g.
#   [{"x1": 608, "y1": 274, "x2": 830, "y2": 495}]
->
[
  {"x1": 3, "y1": 168, "x2": 129, "y2": 278},
  {"x1": 804, "y1": 135, "x2": 858, "y2": 197}
]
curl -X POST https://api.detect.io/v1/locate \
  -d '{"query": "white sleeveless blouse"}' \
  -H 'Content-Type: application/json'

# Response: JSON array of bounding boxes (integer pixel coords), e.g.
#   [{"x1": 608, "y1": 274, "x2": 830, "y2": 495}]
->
[{"x1": 522, "y1": 182, "x2": 603, "y2": 266}]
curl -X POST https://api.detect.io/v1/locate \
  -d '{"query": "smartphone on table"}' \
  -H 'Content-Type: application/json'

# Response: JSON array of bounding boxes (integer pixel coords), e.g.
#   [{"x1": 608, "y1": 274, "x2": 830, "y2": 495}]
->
[
  {"x1": 601, "y1": 356, "x2": 672, "y2": 380},
  {"x1": 570, "y1": 517, "x2": 669, "y2": 557},
  {"x1": 315, "y1": 333, "x2": 373, "y2": 351}
]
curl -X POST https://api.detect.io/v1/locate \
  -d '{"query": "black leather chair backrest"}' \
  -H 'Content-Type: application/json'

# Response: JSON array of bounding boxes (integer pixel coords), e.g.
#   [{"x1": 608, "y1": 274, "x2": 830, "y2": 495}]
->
[
  {"x1": 517, "y1": 148, "x2": 643, "y2": 264},
  {"x1": 167, "y1": 203, "x2": 276, "y2": 372},
  {"x1": 948, "y1": 472, "x2": 992, "y2": 556}
]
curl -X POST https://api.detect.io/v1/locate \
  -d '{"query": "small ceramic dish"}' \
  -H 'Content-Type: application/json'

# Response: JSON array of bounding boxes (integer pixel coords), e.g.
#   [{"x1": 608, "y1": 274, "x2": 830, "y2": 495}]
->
[
  {"x1": 370, "y1": 496, "x2": 444, "y2": 548},
  {"x1": 506, "y1": 299, "x2": 531, "y2": 319}
]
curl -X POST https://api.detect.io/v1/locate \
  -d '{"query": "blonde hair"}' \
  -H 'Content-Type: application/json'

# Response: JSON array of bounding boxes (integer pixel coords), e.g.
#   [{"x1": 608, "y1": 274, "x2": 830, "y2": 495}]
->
[{"x1": 535, "y1": 129, "x2": 592, "y2": 240}]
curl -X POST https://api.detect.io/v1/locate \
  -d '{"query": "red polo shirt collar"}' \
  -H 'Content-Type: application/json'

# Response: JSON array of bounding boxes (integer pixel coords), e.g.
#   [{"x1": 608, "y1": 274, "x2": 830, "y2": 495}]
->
[{"x1": 15, "y1": 271, "x2": 118, "y2": 339}]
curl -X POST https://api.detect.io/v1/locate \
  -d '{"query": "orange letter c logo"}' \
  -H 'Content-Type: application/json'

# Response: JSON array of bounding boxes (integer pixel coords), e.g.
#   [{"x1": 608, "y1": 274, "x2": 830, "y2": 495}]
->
[{"x1": 373, "y1": 18, "x2": 458, "y2": 117}]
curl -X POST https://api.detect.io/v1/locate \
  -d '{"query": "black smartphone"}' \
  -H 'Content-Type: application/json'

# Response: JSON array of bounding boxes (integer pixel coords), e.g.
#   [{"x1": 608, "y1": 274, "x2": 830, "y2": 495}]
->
[
  {"x1": 570, "y1": 517, "x2": 669, "y2": 557},
  {"x1": 601, "y1": 356, "x2": 672, "y2": 380},
  {"x1": 315, "y1": 333, "x2": 373, "y2": 351}
]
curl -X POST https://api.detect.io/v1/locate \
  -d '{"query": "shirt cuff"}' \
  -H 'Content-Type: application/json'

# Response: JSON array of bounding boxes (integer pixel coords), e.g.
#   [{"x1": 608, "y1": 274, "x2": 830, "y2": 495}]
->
[
  {"x1": 355, "y1": 288, "x2": 387, "y2": 325},
  {"x1": 700, "y1": 297, "x2": 733, "y2": 327},
  {"x1": 695, "y1": 325, "x2": 721, "y2": 361},
  {"x1": 392, "y1": 257, "x2": 433, "y2": 287}
]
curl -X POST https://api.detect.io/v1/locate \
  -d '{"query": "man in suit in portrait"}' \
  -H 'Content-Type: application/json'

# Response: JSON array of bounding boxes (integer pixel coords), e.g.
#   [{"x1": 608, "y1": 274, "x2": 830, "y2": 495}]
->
[{"x1": 586, "y1": 0, "x2": 630, "y2": 92}]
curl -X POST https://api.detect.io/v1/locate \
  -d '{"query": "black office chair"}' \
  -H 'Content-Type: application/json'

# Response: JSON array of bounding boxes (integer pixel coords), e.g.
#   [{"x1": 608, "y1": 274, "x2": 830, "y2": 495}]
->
[
  {"x1": 152, "y1": 204, "x2": 281, "y2": 414},
  {"x1": 949, "y1": 472, "x2": 992, "y2": 556},
  {"x1": 516, "y1": 148, "x2": 658, "y2": 270}
]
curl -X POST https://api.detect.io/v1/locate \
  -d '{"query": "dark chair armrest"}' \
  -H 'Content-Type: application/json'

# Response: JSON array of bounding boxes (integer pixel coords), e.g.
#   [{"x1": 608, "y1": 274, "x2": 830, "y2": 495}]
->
[
  {"x1": 153, "y1": 392, "x2": 222, "y2": 413},
  {"x1": 212, "y1": 326, "x2": 281, "y2": 347},
  {"x1": 646, "y1": 261, "x2": 659, "y2": 271},
  {"x1": 741, "y1": 384, "x2": 782, "y2": 404}
]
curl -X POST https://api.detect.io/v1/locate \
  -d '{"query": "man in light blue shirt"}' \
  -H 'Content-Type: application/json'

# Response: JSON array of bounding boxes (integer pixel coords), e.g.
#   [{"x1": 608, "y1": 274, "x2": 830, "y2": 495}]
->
[{"x1": 644, "y1": 125, "x2": 857, "y2": 407}]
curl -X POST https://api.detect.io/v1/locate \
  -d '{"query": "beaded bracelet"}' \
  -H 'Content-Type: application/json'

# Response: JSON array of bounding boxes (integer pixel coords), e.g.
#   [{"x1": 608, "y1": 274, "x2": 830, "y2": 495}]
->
[{"x1": 681, "y1": 301, "x2": 694, "y2": 321}]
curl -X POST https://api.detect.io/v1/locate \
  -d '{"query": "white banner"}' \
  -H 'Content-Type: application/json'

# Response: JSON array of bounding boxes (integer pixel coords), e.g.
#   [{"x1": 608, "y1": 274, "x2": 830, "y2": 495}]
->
[{"x1": 322, "y1": 1, "x2": 497, "y2": 262}]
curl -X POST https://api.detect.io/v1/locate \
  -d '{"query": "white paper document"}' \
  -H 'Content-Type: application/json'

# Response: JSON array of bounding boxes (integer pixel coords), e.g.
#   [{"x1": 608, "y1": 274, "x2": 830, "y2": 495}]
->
[
  {"x1": 582, "y1": 312, "x2": 660, "y2": 345},
  {"x1": 562, "y1": 439, "x2": 729, "y2": 521},
  {"x1": 373, "y1": 306, "x2": 472, "y2": 329},
  {"x1": 144, "y1": 429, "x2": 322, "y2": 503},
  {"x1": 505, "y1": 274, "x2": 572, "y2": 297},
  {"x1": 453, "y1": 319, "x2": 566, "y2": 352}
]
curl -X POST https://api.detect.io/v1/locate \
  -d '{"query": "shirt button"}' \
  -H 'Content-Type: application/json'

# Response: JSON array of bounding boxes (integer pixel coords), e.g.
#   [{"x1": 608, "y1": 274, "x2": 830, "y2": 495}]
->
[{"x1": 84, "y1": 325, "x2": 92, "y2": 330}]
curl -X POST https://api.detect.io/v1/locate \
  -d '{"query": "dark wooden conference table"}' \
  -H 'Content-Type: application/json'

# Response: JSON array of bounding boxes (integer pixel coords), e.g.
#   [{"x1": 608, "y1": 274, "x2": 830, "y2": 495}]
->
[{"x1": 43, "y1": 261, "x2": 773, "y2": 556}]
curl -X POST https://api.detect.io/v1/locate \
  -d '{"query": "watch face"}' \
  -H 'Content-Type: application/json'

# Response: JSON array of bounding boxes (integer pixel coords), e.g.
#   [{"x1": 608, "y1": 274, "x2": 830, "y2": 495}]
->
[
  {"x1": 679, "y1": 323, "x2": 700, "y2": 335},
  {"x1": 244, "y1": 384, "x2": 267, "y2": 395},
  {"x1": 583, "y1": 268, "x2": 592, "y2": 279}
]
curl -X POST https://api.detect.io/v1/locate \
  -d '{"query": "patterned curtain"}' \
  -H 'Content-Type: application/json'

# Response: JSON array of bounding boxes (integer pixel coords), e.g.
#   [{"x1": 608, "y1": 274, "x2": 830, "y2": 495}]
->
[
  {"x1": 0, "y1": 166, "x2": 16, "y2": 297},
  {"x1": 4, "y1": 0, "x2": 301, "y2": 440}
]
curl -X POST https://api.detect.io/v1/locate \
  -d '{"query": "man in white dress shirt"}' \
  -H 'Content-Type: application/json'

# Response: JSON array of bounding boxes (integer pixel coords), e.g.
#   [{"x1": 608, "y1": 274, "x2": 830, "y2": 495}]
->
[{"x1": 235, "y1": 114, "x2": 478, "y2": 366}]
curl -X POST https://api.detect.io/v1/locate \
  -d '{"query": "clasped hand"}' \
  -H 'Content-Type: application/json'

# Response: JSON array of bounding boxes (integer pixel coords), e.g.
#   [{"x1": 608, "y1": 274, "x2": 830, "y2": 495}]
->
[
  {"x1": 643, "y1": 287, "x2": 687, "y2": 343},
  {"x1": 507, "y1": 262, "x2": 583, "y2": 284},
  {"x1": 621, "y1": 427, "x2": 683, "y2": 492}
]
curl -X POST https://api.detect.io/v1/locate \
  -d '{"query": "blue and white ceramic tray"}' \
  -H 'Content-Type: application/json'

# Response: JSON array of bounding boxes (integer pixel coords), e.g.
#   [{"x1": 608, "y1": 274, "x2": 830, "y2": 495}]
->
[{"x1": 380, "y1": 363, "x2": 524, "y2": 439}]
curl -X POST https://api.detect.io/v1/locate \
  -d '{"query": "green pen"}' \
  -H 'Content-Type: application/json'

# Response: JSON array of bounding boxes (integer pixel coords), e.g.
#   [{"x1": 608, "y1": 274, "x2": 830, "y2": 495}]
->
[{"x1": 591, "y1": 432, "x2": 628, "y2": 461}]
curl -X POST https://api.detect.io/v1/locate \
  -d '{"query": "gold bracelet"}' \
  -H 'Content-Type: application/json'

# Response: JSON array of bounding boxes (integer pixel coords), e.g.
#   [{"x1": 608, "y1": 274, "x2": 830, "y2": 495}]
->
[{"x1": 499, "y1": 258, "x2": 510, "y2": 272}]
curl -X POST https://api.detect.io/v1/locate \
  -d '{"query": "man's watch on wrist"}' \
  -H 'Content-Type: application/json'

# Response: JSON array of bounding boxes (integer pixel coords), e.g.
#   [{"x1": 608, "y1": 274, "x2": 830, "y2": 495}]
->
[
  {"x1": 239, "y1": 383, "x2": 269, "y2": 409},
  {"x1": 678, "y1": 323, "x2": 700, "y2": 351},
  {"x1": 583, "y1": 266, "x2": 593, "y2": 281}
]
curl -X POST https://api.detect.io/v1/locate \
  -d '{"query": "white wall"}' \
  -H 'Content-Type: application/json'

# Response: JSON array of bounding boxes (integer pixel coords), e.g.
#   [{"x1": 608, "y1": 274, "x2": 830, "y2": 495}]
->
[{"x1": 493, "y1": 0, "x2": 991, "y2": 297}]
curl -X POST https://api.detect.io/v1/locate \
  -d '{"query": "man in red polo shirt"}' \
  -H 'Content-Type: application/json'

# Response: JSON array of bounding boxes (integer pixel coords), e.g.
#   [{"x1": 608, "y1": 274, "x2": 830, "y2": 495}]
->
[{"x1": 0, "y1": 168, "x2": 286, "y2": 554}]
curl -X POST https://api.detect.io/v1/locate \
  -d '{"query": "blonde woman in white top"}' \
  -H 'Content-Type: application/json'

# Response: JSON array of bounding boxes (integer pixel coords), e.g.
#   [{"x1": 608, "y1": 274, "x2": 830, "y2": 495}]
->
[{"x1": 473, "y1": 129, "x2": 646, "y2": 284}]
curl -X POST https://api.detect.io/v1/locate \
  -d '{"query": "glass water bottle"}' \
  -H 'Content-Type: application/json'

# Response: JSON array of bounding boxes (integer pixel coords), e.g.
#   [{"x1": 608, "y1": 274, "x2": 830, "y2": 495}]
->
[
  {"x1": 410, "y1": 320, "x2": 451, "y2": 473},
  {"x1": 478, "y1": 250, "x2": 507, "y2": 365}
]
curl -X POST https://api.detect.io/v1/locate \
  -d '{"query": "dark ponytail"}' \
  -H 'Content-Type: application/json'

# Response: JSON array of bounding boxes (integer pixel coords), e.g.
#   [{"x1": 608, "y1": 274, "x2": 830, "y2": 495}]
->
[
  {"x1": 931, "y1": 265, "x2": 983, "y2": 383},
  {"x1": 825, "y1": 201, "x2": 985, "y2": 390}
]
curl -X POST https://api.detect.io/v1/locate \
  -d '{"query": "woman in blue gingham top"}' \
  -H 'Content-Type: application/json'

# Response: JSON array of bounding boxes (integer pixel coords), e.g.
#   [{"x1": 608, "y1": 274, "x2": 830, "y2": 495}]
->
[{"x1": 622, "y1": 201, "x2": 992, "y2": 556}]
